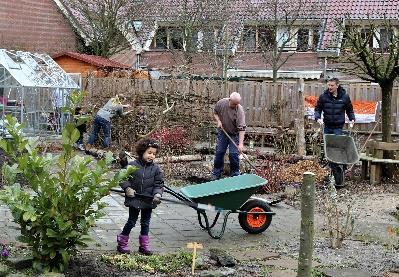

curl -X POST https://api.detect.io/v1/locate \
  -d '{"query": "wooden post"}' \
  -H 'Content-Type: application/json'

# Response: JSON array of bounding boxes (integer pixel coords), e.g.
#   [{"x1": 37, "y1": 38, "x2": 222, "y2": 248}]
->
[
  {"x1": 296, "y1": 78, "x2": 306, "y2": 156},
  {"x1": 187, "y1": 242, "x2": 203, "y2": 275},
  {"x1": 297, "y1": 171, "x2": 315, "y2": 277}
]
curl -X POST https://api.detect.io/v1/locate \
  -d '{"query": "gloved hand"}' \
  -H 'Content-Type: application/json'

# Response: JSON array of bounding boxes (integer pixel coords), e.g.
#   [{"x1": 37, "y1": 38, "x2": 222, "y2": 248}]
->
[
  {"x1": 153, "y1": 193, "x2": 162, "y2": 205},
  {"x1": 125, "y1": 187, "x2": 135, "y2": 198},
  {"x1": 317, "y1": 119, "x2": 323, "y2": 126},
  {"x1": 349, "y1": 120, "x2": 355, "y2": 128}
]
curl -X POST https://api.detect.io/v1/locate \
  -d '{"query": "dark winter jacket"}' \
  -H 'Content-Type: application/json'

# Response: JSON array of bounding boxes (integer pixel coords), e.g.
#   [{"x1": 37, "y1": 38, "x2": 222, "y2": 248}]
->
[
  {"x1": 120, "y1": 159, "x2": 164, "y2": 209},
  {"x1": 314, "y1": 86, "x2": 355, "y2": 129}
]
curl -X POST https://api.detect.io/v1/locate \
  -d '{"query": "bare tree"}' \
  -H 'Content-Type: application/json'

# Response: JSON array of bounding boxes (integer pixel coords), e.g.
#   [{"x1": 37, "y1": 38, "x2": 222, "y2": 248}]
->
[
  {"x1": 146, "y1": 0, "x2": 234, "y2": 79},
  {"x1": 243, "y1": 0, "x2": 324, "y2": 81},
  {"x1": 66, "y1": 0, "x2": 130, "y2": 57},
  {"x1": 337, "y1": 16, "x2": 399, "y2": 142}
]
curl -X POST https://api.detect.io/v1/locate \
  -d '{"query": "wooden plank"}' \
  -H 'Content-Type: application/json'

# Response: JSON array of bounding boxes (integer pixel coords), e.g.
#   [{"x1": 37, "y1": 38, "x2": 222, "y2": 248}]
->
[{"x1": 374, "y1": 142, "x2": 399, "y2": 151}]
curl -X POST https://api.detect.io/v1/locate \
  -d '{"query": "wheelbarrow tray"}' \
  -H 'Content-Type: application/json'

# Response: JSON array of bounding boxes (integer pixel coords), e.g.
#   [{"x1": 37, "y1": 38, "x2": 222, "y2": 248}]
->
[
  {"x1": 324, "y1": 134, "x2": 359, "y2": 164},
  {"x1": 180, "y1": 174, "x2": 267, "y2": 210}
]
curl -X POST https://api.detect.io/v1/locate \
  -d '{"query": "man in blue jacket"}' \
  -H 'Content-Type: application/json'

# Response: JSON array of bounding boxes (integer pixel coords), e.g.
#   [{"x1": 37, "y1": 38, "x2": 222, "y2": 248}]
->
[
  {"x1": 314, "y1": 78, "x2": 355, "y2": 186},
  {"x1": 314, "y1": 78, "x2": 355, "y2": 134}
]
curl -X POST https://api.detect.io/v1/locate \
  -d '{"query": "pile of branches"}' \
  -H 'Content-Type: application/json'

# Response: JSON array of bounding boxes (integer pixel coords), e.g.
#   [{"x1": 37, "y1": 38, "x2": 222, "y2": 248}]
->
[
  {"x1": 84, "y1": 82, "x2": 217, "y2": 153},
  {"x1": 255, "y1": 153, "x2": 327, "y2": 193}
]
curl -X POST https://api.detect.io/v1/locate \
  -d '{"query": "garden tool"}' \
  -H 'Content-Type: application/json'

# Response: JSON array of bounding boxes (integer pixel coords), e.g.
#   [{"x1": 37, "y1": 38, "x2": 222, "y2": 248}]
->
[
  {"x1": 110, "y1": 189, "x2": 223, "y2": 212},
  {"x1": 220, "y1": 127, "x2": 257, "y2": 171},
  {"x1": 219, "y1": 127, "x2": 283, "y2": 206}
]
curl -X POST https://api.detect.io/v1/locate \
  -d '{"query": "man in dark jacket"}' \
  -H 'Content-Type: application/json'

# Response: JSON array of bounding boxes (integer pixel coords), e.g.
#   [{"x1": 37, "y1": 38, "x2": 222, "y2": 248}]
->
[
  {"x1": 314, "y1": 78, "x2": 355, "y2": 134},
  {"x1": 314, "y1": 78, "x2": 355, "y2": 186}
]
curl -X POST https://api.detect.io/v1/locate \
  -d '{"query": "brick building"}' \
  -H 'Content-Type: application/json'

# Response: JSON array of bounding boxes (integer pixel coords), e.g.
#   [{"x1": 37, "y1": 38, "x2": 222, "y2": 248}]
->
[{"x1": 0, "y1": 0, "x2": 79, "y2": 54}]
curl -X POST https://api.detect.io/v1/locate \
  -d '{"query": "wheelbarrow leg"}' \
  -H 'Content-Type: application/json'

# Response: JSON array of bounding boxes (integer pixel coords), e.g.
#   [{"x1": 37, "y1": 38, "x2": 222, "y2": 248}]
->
[
  {"x1": 197, "y1": 210, "x2": 232, "y2": 239},
  {"x1": 197, "y1": 211, "x2": 220, "y2": 229}
]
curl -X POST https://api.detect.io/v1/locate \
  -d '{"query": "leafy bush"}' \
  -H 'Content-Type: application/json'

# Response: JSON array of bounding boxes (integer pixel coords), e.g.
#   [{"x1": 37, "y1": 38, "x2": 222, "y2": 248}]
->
[
  {"x1": 0, "y1": 93, "x2": 134, "y2": 272},
  {"x1": 150, "y1": 126, "x2": 193, "y2": 155}
]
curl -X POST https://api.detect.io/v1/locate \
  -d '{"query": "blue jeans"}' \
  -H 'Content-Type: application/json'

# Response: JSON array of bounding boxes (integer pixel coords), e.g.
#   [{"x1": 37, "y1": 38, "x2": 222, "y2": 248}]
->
[
  {"x1": 121, "y1": 207, "x2": 152, "y2": 236},
  {"x1": 87, "y1": 116, "x2": 111, "y2": 148},
  {"x1": 212, "y1": 129, "x2": 240, "y2": 179}
]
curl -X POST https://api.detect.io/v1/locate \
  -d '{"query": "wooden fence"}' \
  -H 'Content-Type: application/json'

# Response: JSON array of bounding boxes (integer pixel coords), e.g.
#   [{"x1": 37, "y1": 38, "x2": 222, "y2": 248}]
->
[{"x1": 84, "y1": 78, "x2": 399, "y2": 133}]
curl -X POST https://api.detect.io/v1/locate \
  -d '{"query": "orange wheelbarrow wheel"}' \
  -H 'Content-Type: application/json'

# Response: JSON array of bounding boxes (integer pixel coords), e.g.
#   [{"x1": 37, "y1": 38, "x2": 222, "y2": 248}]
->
[{"x1": 238, "y1": 199, "x2": 273, "y2": 234}]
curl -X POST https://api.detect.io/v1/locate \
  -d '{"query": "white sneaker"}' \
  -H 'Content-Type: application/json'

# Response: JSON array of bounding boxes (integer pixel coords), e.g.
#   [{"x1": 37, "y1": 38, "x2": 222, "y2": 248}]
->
[{"x1": 78, "y1": 144, "x2": 84, "y2": 151}]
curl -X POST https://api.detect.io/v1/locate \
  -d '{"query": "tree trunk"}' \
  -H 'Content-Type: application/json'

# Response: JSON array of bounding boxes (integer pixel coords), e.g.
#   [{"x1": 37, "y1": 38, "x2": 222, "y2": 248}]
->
[
  {"x1": 272, "y1": 69, "x2": 278, "y2": 82},
  {"x1": 380, "y1": 81, "x2": 395, "y2": 176},
  {"x1": 297, "y1": 172, "x2": 315, "y2": 277},
  {"x1": 296, "y1": 79, "x2": 306, "y2": 156},
  {"x1": 380, "y1": 81, "x2": 394, "y2": 143}
]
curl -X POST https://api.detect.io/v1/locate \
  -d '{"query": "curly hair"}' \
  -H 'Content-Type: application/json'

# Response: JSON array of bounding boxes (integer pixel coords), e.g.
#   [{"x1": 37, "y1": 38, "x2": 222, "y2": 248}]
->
[{"x1": 136, "y1": 138, "x2": 160, "y2": 159}]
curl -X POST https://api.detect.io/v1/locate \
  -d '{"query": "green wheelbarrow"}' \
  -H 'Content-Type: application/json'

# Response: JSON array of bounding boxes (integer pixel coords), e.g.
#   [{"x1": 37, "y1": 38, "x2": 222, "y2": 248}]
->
[
  {"x1": 112, "y1": 174, "x2": 275, "y2": 239},
  {"x1": 164, "y1": 173, "x2": 275, "y2": 239}
]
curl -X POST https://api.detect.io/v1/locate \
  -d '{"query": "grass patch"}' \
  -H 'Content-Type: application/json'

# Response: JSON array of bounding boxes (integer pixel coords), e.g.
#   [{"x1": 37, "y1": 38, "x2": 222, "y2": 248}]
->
[
  {"x1": 101, "y1": 251, "x2": 192, "y2": 273},
  {"x1": 311, "y1": 268, "x2": 325, "y2": 276}
]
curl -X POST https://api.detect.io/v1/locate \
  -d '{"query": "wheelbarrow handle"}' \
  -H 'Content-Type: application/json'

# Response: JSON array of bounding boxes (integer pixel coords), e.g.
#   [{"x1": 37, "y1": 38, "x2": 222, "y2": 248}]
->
[{"x1": 110, "y1": 188, "x2": 221, "y2": 212}]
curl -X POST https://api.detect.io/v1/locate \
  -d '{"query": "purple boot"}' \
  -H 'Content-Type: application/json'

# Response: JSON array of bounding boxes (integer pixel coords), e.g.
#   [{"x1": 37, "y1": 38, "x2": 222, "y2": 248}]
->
[
  {"x1": 138, "y1": 235, "x2": 153, "y2": 255},
  {"x1": 117, "y1": 233, "x2": 130, "y2": 254}
]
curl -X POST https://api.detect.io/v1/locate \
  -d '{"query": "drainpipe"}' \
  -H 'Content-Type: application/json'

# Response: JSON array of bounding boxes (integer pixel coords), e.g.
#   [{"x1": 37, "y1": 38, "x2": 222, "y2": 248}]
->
[
  {"x1": 323, "y1": 57, "x2": 328, "y2": 80},
  {"x1": 135, "y1": 53, "x2": 141, "y2": 69}
]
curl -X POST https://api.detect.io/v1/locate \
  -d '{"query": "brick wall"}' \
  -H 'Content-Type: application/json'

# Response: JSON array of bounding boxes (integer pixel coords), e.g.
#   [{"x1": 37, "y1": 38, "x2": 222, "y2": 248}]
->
[{"x1": 0, "y1": 0, "x2": 78, "y2": 54}]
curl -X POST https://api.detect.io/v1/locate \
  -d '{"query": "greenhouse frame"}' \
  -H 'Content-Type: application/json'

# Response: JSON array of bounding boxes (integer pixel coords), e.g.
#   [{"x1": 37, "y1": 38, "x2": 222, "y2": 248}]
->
[{"x1": 0, "y1": 49, "x2": 79, "y2": 137}]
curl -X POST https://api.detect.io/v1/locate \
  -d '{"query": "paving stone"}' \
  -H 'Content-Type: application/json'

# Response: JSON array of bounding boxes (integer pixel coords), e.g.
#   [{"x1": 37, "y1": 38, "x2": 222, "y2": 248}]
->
[
  {"x1": 270, "y1": 269, "x2": 297, "y2": 277},
  {"x1": 321, "y1": 268, "x2": 373, "y2": 277},
  {"x1": 230, "y1": 248, "x2": 280, "y2": 261},
  {"x1": 198, "y1": 267, "x2": 236, "y2": 277},
  {"x1": 259, "y1": 257, "x2": 298, "y2": 270}
]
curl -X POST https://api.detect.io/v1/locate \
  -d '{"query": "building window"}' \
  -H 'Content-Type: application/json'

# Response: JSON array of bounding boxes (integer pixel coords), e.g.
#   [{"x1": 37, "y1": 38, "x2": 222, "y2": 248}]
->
[
  {"x1": 239, "y1": 26, "x2": 256, "y2": 51},
  {"x1": 169, "y1": 27, "x2": 183, "y2": 50},
  {"x1": 360, "y1": 28, "x2": 374, "y2": 48},
  {"x1": 312, "y1": 27, "x2": 320, "y2": 50},
  {"x1": 154, "y1": 27, "x2": 168, "y2": 49},
  {"x1": 379, "y1": 28, "x2": 393, "y2": 50},
  {"x1": 257, "y1": 26, "x2": 275, "y2": 50},
  {"x1": 297, "y1": 28, "x2": 309, "y2": 51},
  {"x1": 202, "y1": 28, "x2": 216, "y2": 51},
  {"x1": 185, "y1": 29, "x2": 199, "y2": 52},
  {"x1": 152, "y1": 26, "x2": 203, "y2": 51},
  {"x1": 277, "y1": 28, "x2": 291, "y2": 50}
]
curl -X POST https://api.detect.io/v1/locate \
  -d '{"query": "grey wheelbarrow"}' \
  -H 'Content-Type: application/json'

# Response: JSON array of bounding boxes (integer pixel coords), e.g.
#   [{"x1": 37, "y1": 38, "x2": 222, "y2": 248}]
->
[{"x1": 322, "y1": 129, "x2": 360, "y2": 187}]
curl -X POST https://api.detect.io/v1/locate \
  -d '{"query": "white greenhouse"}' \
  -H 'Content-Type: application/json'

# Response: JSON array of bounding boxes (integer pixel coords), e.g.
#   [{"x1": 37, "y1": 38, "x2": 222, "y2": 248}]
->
[{"x1": 0, "y1": 49, "x2": 79, "y2": 137}]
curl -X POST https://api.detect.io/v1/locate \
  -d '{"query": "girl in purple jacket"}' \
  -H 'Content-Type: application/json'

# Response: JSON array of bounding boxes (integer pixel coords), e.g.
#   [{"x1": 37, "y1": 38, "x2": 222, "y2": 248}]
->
[{"x1": 117, "y1": 138, "x2": 164, "y2": 255}]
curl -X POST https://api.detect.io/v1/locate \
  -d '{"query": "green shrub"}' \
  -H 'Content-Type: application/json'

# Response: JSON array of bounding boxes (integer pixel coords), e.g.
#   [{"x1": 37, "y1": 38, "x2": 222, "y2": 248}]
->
[{"x1": 0, "y1": 97, "x2": 134, "y2": 272}]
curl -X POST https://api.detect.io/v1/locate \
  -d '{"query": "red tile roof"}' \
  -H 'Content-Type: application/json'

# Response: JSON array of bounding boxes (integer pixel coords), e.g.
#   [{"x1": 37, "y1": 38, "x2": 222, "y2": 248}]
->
[
  {"x1": 110, "y1": 49, "x2": 137, "y2": 68},
  {"x1": 319, "y1": 0, "x2": 399, "y2": 51},
  {"x1": 52, "y1": 52, "x2": 130, "y2": 68},
  {"x1": 57, "y1": 0, "x2": 399, "y2": 64}
]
